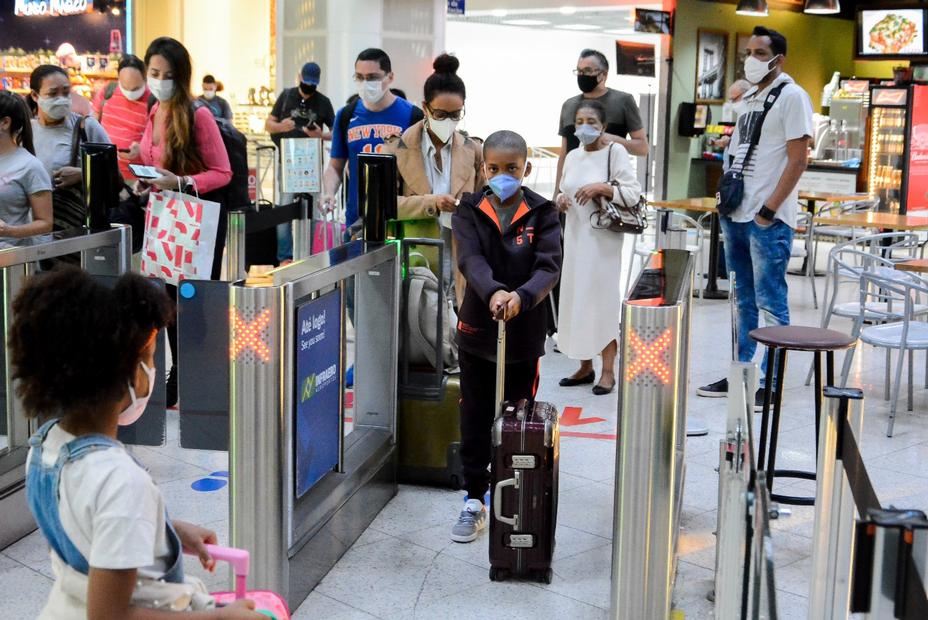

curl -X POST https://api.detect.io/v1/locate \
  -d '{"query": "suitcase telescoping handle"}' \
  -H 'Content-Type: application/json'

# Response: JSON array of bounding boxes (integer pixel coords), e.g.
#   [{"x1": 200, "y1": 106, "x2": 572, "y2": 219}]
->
[
  {"x1": 493, "y1": 471, "x2": 520, "y2": 528},
  {"x1": 495, "y1": 313, "x2": 506, "y2": 415},
  {"x1": 183, "y1": 544, "x2": 250, "y2": 600}
]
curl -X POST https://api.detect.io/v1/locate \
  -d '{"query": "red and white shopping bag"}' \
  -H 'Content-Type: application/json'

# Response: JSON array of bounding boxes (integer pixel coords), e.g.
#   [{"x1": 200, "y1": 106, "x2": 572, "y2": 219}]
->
[{"x1": 140, "y1": 189, "x2": 221, "y2": 285}]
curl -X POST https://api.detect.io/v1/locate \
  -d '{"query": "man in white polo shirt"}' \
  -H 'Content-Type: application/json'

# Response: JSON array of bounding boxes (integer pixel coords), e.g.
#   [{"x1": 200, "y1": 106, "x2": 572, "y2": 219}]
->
[{"x1": 697, "y1": 26, "x2": 813, "y2": 408}]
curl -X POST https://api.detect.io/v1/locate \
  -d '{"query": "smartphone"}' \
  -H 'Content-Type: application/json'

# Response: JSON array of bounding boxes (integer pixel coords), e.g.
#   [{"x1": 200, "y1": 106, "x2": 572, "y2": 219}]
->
[{"x1": 128, "y1": 164, "x2": 161, "y2": 179}]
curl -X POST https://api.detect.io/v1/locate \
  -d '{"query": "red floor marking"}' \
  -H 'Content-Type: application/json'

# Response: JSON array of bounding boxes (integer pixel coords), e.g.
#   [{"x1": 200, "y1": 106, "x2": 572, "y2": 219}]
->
[
  {"x1": 560, "y1": 406, "x2": 606, "y2": 427},
  {"x1": 561, "y1": 431, "x2": 617, "y2": 441}
]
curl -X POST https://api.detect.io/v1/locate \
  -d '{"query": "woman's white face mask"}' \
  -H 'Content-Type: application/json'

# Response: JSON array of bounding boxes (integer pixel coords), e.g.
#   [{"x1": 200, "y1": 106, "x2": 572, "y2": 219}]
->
[
  {"x1": 427, "y1": 113, "x2": 458, "y2": 144},
  {"x1": 574, "y1": 122, "x2": 602, "y2": 146},
  {"x1": 38, "y1": 96, "x2": 71, "y2": 120}
]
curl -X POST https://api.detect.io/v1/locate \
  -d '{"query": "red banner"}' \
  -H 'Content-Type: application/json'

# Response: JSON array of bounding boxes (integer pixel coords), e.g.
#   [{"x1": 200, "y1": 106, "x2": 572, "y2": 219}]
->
[{"x1": 907, "y1": 85, "x2": 928, "y2": 213}]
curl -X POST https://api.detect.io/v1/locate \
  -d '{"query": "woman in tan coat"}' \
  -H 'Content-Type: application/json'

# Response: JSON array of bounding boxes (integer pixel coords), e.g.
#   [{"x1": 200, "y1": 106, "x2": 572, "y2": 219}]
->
[{"x1": 383, "y1": 54, "x2": 484, "y2": 307}]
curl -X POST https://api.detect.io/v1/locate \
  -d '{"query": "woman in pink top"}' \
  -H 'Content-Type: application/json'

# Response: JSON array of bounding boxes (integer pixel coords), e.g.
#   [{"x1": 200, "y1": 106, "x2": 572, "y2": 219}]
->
[{"x1": 130, "y1": 36, "x2": 232, "y2": 407}]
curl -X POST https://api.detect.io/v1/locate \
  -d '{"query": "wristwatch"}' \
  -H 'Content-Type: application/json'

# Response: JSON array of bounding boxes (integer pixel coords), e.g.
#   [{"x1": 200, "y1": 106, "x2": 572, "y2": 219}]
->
[{"x1": 758, "y1": 205, "x2": 777, "y2": 222}]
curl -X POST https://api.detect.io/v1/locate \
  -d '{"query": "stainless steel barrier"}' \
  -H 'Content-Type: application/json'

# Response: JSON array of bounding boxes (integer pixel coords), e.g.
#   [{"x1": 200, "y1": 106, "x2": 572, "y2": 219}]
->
[
  {"x1": 611, "y1": 248, "x2": 694, "y2": 620},
  {"x1": 715, "y1": 362, "x2": 758, "y2": 620},
  {"x1": 0, "y1": 226, "x2": 132, "y2": 549},
  {"x1": 230, "y1": 240, "x2": 399, "y2": 609},
  {"x1": 809, "y1": 389, "x2": 864, "y2": 619},
  {"x1": 807, "y1": 388, "x2": 928, "y2": 619},
  {"x1": 177, "y1": 199, "x2": 314, "y2": 451},
  {"x1": 713, "y1": 361, "x2": 782, "y2": 620}
]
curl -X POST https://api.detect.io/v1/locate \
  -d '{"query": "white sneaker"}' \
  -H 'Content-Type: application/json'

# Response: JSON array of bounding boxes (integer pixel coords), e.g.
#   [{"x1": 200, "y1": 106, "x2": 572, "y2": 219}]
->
[{"x1": 450, "y1": 499, "x2": 488, "y2": 543}]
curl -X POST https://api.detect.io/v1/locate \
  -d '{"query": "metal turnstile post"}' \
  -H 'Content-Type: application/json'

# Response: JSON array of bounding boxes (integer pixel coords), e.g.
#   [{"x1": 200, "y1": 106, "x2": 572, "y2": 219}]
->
[
  {"x1": 809, "y1": 388, "x2": 865, "y2": 619},
  {"x1": 611, "y1": 249, "x2": 694, "y2": 619},
  {"x1": 714, "y1": 362, "x2": 758, "y2": 620}
]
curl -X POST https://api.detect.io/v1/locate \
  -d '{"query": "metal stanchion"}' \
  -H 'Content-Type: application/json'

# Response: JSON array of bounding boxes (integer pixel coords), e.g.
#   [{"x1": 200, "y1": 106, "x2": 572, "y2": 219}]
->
[
  {"x1": 292, "y1": 194, "x2": 312, "y2": 260},
  {"x1": 809, "y1": 387, "x2": 865, "y2": 619},
  {"x1": 611, "y1": 249, "x2": 693, "y2": 620},
  {"x1": 225, "y1": 209, "x2": 247, "y2": 281},
  {"x1": 714, "y1": 362, "x2": 758, "y2": 620}
]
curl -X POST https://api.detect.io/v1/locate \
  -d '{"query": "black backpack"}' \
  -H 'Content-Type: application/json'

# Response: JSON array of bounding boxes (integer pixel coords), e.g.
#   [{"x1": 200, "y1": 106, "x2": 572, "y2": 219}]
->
[{"x1": 191, "y1": 102, "x2": 250, "y2": 209}]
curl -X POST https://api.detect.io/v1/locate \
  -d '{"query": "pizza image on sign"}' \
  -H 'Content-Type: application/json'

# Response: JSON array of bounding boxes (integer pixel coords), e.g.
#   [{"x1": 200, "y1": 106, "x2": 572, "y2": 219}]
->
[{"x1": 869, "y1": 13, "x2": 919, "y2": 54}]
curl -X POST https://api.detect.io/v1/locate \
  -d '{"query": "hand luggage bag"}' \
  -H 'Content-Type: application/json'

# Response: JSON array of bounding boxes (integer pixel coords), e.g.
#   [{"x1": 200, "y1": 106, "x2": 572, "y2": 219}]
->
[
  {"x1": 397, "y1": 237, "x2": 464, "y2": 488},
  {"x1": 489, "y1": 318, "x2": 559, "y2": 584},
  {"x1": 190, "y1": 545, "x2": 291, "y2": 619}
]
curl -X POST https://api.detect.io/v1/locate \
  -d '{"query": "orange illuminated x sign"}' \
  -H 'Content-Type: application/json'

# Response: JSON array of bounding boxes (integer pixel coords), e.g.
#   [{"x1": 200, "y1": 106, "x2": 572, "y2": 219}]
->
[
  {"x1": 231, "y1": 308, "x2": 272, "y2": 362},
  {"x1": 625, "y1": 328, "x2": 673, "y2": 385}
]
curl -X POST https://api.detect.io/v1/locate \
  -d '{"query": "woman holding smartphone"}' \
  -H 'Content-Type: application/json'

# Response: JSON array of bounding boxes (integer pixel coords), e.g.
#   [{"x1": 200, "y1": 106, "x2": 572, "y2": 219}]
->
[{"x1": 126, "y1": 37, "x2": 232, "y2": 407}]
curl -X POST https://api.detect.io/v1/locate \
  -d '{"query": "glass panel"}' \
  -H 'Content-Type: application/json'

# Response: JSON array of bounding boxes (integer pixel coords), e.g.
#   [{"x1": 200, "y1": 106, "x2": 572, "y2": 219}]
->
[
  {"x1": 0, "y1": 296, "x2": 6, "y2": 454},
  {"x1": 868, "y1": 107, "x2": 906, "y2": 213},
  {"x1": 344, "y1": 275, "x2": 356, "y2": 438}
]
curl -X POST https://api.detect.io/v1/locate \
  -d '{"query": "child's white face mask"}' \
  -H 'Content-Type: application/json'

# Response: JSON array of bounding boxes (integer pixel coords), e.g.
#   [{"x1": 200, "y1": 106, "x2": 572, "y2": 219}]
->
[{"x1": 118, "y1": 361, "x2": 156, "y2": 426}]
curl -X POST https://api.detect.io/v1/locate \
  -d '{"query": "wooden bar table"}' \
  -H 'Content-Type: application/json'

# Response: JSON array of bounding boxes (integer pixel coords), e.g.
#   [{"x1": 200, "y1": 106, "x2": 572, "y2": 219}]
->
[
  {"x1": 895, "y1": 259, "x2": 928, "y2": 274},
  {"x1": 648, "y1": 198, "x2": 726, "y2": 298},
  {"x1": 812, "y1": 211, "x2": 928, "y2": 231}
]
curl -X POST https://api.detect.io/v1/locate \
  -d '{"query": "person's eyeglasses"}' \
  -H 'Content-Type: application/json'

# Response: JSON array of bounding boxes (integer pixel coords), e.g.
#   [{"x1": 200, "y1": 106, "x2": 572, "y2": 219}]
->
[
  {"x1": 572, "y1": 68, "x2": 602, "y2": 77},
  {"x1": 429, "y1": 107, "x2": 465, "y2": 121},
  {"x1": 353, "y1": 73, "x2": 385, "y2": 83}
]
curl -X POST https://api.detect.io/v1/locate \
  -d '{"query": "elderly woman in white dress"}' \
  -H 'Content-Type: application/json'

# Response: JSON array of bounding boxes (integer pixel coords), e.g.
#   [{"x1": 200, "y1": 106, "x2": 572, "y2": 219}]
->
[{"x1": 555, "y1": 100, "x2": 641, "y2": 395}]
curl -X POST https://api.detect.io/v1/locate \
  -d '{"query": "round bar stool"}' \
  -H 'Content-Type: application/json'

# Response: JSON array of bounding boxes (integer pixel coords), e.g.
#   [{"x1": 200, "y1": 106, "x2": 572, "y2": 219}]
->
[{"x1": 749, "y1": 326, "x2": 857, "y2": 506}]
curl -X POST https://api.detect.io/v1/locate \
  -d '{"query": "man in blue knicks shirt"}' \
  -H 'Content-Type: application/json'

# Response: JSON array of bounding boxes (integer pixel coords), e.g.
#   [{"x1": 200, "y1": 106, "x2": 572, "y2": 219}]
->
[{"x1": 323, "y1": 48, "x2": 424, "y2": 228}]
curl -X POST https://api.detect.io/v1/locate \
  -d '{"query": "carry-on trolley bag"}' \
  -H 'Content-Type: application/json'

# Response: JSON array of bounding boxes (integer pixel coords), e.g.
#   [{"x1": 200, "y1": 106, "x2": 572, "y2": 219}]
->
[
  {"x1": 397, "y1": 237, "x2": 464, "y2": 489},
  {"x1": 185, "y1": 545, "x2": 291, "y2": 619},
  {"x1": 489, "y1": 318, "x2": 560, "y2": 584}
]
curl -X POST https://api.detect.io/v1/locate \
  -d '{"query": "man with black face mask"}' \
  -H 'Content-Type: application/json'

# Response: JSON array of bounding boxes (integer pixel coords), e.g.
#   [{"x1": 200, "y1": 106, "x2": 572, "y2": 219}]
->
[
  {"x1": 265, "y1": 62, "x2": 336, "y2": 262},
  {"x1": 555, "y1": 49, "x2": 648, "y2": 196},
  {"x1": 266, "y1": 62, "x2": 335, "y2": 146}
]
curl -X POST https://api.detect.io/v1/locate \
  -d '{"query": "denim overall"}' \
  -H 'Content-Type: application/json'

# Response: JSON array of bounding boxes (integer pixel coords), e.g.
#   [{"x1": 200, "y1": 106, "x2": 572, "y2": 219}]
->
[{"x1": 26, "y1": 419, "x2": 185, "y2": 582}]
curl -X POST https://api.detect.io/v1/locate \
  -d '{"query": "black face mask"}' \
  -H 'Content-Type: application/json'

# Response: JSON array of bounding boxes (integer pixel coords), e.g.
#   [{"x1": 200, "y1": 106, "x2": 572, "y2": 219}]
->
[
  {"x1": 299, "y1": 82, "x2": 316, "y2": 96},
  {"x1": 577, "y1": 74, "x2": 599, "y2": 94}
]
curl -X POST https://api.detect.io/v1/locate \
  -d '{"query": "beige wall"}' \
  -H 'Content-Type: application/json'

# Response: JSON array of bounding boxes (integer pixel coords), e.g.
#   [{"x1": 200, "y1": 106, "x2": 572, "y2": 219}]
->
[{"x1": 132, "y1": 0, "x2": 273, "y2": 105}]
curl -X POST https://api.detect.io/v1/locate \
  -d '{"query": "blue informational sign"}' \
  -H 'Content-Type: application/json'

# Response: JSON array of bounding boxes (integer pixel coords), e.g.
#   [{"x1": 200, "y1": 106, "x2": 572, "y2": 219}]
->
[
  {"x1": 295, "y1": 289, "x2": 342, "y2": 498},
  {"x1": 447, "y1": 0, "x2": 464, "y2": 16}
]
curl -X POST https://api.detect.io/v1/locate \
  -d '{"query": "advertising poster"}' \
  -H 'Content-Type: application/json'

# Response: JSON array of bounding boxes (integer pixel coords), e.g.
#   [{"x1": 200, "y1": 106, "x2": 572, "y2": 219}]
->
[
  {"x1": 295, "y1": 289, "x2": 342, "y2": 498},
  {"x1": 281, "y1": 137, "x2": 322, "y2": 194},
  {"x1": 907, "y1": 86, "x2": 928, "y2": 213}
]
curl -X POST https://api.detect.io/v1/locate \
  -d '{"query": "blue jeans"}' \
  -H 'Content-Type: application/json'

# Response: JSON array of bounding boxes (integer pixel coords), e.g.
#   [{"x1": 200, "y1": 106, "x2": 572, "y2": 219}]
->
[
  {"x1": 720, "y1": 218, "x2": 793, "y2": 385},
  {"x1": 277, "y1": 222, "x2": 293, "y2": 263}
]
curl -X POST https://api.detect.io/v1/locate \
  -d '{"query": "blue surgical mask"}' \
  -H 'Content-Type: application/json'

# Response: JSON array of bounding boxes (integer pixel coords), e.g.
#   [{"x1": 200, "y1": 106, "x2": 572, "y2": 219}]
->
[{"x1": 487, "y1": 173, "x2": 522, "y2": 202}]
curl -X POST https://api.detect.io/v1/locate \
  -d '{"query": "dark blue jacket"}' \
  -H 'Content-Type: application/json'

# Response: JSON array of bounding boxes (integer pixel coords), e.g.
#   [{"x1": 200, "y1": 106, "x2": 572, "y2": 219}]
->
[{"x1": 452, "y1": 186, "x2": 562, "y2": 362}]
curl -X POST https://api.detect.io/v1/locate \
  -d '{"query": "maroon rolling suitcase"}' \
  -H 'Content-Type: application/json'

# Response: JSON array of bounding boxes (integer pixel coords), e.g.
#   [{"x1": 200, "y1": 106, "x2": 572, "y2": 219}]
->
[{"x1": 489, "y1": 318, "x2": 559, "y2": 584}]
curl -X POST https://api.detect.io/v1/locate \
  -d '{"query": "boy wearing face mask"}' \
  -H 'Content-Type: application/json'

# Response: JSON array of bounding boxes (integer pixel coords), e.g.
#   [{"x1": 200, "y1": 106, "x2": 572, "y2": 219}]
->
[{"x1": 449, "y1": 130, "x2": 561, "y2": 543}]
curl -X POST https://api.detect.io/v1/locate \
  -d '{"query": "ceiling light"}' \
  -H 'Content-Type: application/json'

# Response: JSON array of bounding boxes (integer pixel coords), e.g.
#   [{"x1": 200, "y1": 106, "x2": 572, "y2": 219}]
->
[
  {"x1": 804, "y1": 0, "x2": 840, "y2": 14},
  {"x1": 111, "y1": 7, "x2": 120, "y2": 15},
  {"x1": 735, "y1": 0, "x2": 768, "y2": 16},
  {"x1": 556, "y1": 24, "x2": 601, "y2": 31},
  {"x1": 502, "y1": 19, "x2": 551, "y2": 26},
  {"x1": 490, "y1": 9, "x2": 507, "y2": 17},
  {"x1": 560, "y1": 6, "x2": 577, "y2": 15}
]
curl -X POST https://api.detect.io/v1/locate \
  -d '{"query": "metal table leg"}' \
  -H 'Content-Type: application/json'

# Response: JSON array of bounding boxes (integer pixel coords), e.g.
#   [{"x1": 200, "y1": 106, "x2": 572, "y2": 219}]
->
[{"x1": 702, "y1": 212, "x2": 729, "y2": 300}]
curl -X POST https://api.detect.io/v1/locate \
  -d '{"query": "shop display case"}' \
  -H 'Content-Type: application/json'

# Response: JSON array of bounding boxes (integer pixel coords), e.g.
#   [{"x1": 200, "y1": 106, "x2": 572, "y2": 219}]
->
[{"x1": 868, "y1": 86, "x2": 911, "y2": 213}]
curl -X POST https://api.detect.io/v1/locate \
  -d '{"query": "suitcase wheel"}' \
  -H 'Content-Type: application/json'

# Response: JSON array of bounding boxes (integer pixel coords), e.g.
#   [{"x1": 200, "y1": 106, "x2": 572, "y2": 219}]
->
[
  {"x1": 489, "y1": 567, "x2": 505, "y2": 582},
  {"x1": 538, "y1": 568, "x2": 553, "y2": 585},
  {"x1": 449, "y1": 474, "x2": 462, "y2": 490}
]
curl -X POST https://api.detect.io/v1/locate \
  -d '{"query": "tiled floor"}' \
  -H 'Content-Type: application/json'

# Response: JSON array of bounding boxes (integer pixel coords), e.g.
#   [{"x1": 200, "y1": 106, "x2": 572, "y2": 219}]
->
[{"x1": 3, "y1": 247, "x2": 928, "y2": 619}]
